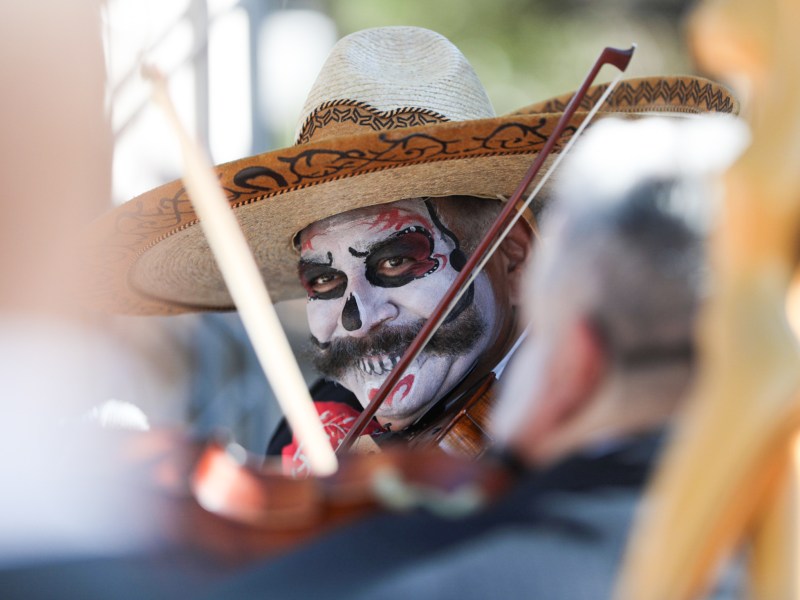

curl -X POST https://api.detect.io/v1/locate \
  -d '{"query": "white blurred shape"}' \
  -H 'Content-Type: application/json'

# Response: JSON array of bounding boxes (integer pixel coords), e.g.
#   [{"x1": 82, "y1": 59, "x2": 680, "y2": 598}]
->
[
  {"x1": 85, "y1": 399, "x2": 151, "y2": 431},
  {"x1": 106, "y1": 0, "x2": 198, "y2": 203},
  {"x1": 556, "y1": 115, "x2": 751, "y2": 232},
  {"x1": 208, "y1": 0, "x2": 239, "y2": 15},
  {"x1": 209, "y1": 7, "x2": 252, "y2": 163},
  {"x1": 259, "y1": 10, "x2": 337, "y2": 144},
  {"x1": 492, "y1": 331, "x2": 548, "y2": 445},
  {"x1": 0, "y1": 320, "x2": 156, "y2": 565}
]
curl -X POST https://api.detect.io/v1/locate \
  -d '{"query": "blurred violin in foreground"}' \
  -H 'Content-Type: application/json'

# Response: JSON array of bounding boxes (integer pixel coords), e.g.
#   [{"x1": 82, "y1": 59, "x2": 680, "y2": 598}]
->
[{"x1": 121, "y1": 429, "x2": 514, "y2": 566}]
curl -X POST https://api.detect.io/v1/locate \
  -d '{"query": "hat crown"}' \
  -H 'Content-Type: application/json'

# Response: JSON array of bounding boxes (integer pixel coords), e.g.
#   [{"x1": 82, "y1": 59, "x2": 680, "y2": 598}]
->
[{"x1": 295, "y1": 26, "x2": 496, "y2": 143}]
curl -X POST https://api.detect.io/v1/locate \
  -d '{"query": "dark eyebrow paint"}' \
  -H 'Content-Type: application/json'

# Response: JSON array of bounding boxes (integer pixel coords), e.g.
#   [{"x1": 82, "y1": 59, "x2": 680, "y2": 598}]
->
[
  {"x1": 425, "y1": 199, "x2": 466, "y2": 271},
  {"x1": 349, "y1": 247, "x2": 369, "y2": 258}
]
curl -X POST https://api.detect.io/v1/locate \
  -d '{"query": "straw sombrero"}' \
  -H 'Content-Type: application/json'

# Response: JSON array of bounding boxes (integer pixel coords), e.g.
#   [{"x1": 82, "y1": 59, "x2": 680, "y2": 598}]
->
[{"x1": 87, "y1": 26, "x2": 738, "y2": 315}]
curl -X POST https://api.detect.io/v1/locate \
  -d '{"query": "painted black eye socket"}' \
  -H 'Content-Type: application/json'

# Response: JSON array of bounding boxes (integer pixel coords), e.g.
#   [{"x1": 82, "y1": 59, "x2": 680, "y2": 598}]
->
[
  {"x1": 365, "y1": 228, "x2": 439, "y2": 288},
  {"x1": 311, "y1": 272, "x2": 345, "y2": 292},
  {"x1": 298, "y1": 263, "x2": 347, "y2": 300}
]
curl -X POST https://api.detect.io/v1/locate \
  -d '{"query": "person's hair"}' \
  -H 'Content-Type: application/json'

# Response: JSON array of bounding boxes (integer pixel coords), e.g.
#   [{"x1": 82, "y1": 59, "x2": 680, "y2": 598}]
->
[
  {"x1": 534, "y1": 178, "x2": 703, "y2": 369},
  {"x1": 427, "y1": 195, "x2": 505, "y2": 255}
]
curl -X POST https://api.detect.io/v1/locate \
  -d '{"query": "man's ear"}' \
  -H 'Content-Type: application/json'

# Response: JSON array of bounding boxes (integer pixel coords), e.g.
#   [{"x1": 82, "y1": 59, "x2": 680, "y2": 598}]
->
[
  {"x1": 561, "y1": 318, "x2": 607, "y2": 408},
  {"x1": 516, "y1": 317, "x2": 607, "y2": 462},
  {"x1": 498, "y1": 219, "x2": 533, "y2": 306}
]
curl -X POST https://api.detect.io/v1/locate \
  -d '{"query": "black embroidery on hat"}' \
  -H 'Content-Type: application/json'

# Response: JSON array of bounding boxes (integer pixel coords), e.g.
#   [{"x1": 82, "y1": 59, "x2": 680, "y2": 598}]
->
[
  {"x1": 234, "y1": 165, "x2": 288, "y2": 190},
  {"x1": 297, "y1": 100, "x2": 450, "y2": 145},
  {"x1": 473, "y1": 121, "x2": 551, "y2": 152},
  {"x1": 100, "y1": 79, "x2": 738, "y2": 314},
  {"x1": 527, "y1": 79, "x2": 736, "y2": 115}
]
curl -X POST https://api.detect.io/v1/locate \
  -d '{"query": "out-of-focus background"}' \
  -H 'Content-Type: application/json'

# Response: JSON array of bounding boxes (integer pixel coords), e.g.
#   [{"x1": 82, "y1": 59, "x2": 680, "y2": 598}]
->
[{"x1": 104, "y1": 0, "x2": 700, "y2": 455}]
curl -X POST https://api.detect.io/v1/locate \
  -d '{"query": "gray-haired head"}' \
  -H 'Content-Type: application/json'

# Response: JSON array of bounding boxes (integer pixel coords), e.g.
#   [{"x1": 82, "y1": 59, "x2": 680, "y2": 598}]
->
[
  {"x1": 530, "y1": 176, "x2": 704, "y2": 370},
  {"x1": 528, "y1": 114, "x2": 749, "y2": 367},
  {"x1": 492, "y1": 115, "x2": 747, "y2": 460}
]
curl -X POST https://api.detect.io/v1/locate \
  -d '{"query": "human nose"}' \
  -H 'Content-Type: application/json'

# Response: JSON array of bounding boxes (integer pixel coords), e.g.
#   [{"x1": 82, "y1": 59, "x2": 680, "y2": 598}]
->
[{"x1": 341, "y1": 279, "x2": 398, "y2": 336}]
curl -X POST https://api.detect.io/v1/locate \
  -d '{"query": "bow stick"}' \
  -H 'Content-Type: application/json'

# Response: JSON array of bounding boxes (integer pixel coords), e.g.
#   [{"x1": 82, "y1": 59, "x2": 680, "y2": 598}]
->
[
  {"x1": 144, "y1": 66, "x2": 338, "y2": 477},
  {"x1": 339, "y1": 45, "x2": 636, "y2": 452}
]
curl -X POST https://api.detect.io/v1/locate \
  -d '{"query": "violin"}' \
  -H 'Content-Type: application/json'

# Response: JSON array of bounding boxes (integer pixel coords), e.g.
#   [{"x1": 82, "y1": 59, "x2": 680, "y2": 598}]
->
[{"x1": 126, "y1": 428, "x2": 515, "y2": 567}]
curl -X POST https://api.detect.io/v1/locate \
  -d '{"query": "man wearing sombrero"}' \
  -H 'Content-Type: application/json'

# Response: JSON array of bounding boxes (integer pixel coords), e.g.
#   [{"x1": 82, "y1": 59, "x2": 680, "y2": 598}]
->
[{"x1": 88, "y1": 26, "x2": 737, "y2": 463}]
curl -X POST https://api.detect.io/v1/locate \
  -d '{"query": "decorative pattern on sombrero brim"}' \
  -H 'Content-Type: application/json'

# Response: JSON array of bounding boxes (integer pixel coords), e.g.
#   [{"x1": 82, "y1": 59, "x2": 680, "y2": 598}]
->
[
  {"x1": 83, "y1": 76, "x2": 738, "y2": 316},
  {"x1": 297, "y1": 99, "x2": 450, "y2": 144},
  {"x1": 516, "y1": 77, "x2": 738, "y2": 115}
]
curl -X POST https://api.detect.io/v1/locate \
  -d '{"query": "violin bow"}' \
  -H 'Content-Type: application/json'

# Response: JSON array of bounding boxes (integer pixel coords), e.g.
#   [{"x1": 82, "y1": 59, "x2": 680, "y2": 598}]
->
[
  {"x1": 144, "y1": 67, "x2": 338, "y2": 477},
  {"x1": 339, "y1": 45, "x2": 636, "y2": 452}
]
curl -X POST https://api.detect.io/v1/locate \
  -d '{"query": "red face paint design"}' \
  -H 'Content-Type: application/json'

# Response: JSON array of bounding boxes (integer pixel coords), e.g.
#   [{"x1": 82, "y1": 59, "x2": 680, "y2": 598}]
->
[
  {"x1": 369, "y1": 374, "x2": 414, "y2": 408},
  {"x1": 367, "y1": 207, "x2": 434, "y2": 234},
  {"x1": 300, "y1": 236, "x2": 315, "y2": 252}
]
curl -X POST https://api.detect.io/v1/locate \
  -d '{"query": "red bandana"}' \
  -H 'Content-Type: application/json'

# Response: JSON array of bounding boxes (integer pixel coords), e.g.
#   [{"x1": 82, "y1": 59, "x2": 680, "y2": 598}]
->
[{"x1": 281, "y1": 402, "x2": 386, "y2": 477}]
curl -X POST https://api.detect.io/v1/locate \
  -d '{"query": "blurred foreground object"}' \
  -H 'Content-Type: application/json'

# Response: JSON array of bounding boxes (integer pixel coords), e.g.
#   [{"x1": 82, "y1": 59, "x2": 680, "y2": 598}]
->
[
  {"x1": 0, "y1": 0, "x2": 159, "y2": 572},
  {"x1": 144, "y1": 66, "x2": 337, "y2": 476},
  {"x1": 616, "y1": 0, "x2": 800, "y2": 598}
]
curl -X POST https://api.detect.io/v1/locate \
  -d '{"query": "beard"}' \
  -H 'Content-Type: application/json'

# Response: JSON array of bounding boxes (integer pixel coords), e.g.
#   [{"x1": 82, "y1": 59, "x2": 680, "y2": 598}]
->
[{"x1": 306, "y1": 303, "x2": 486, "y2": 381}]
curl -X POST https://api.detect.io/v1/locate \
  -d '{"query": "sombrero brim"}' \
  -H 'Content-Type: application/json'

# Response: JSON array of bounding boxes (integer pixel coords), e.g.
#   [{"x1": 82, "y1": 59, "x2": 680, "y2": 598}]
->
[{"x1": 85, "y1": 76, "x2": 737, "y2": 315}]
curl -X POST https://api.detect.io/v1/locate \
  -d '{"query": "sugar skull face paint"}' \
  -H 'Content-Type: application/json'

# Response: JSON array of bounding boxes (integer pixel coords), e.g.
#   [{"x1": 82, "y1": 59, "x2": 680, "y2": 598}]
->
[{"x1": 299, "y1": 199, "x2": 498, "y2": 429}]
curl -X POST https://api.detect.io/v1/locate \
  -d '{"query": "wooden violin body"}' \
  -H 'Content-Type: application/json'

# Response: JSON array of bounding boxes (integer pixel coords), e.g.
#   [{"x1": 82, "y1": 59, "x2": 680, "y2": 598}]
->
[
  {"x1": 402, "y1": 373, "x2": 499, "y2": 459},
  {"x1": 128, "y1": 429, "x2": 515, "y2": 567}
]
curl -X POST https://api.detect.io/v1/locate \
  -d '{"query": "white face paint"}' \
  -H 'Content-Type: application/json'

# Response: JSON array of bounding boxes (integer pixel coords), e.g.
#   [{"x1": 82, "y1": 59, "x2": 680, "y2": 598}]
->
[{"x1": 298, "y1": 199, "x2": 497, "y2": 429}]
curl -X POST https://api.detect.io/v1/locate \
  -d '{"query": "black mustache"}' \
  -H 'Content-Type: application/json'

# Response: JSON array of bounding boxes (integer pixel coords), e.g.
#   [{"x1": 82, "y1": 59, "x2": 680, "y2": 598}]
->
[{"x1": 307, "y1": 306, "x2": 485, "y2": 380}]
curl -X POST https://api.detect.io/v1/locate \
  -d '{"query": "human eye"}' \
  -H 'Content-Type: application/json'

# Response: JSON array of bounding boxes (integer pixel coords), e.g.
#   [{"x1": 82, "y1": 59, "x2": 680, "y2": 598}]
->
[
  {"x1": 365, "y1": 229, "x2": 438, "y2": 288},
  {"x1": 310, "y1": 271, "x2": 345, "y2": 293},
  {"x1": 298, "y1": 264, "x2": 347, "y2": 300},
  {"x1": 378, "y1": 255, "x2": 414, "y2": 275}
]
